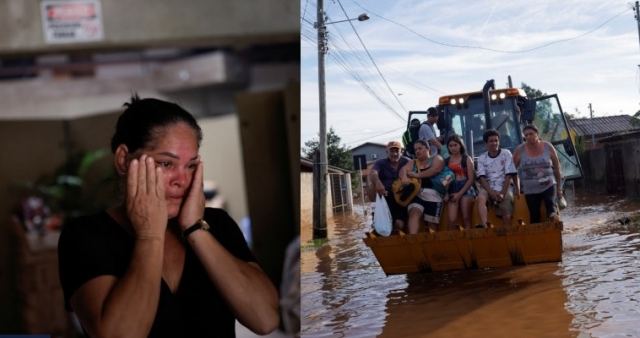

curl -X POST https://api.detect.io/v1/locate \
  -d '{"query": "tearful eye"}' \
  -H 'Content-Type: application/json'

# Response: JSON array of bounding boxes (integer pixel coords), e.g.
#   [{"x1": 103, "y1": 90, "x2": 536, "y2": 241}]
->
[{"x1": 156, "y1": 161, "x2": 172, "y2": 168}]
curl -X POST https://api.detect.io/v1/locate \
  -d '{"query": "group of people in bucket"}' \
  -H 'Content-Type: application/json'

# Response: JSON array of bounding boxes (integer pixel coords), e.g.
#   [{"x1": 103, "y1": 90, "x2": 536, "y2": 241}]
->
[{"x1": 368, "y1": 107, "x2": 564, "y2": 235}]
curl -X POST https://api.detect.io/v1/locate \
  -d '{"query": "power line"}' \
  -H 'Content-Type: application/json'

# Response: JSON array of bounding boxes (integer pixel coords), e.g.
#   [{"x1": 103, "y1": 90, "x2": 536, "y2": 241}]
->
[
  {"x1": 328, "y1": 51, "x2": 406, "y2": 121},
  {"x1": 323, "y1": 12, "x2": 394, "y2": 101},
  {"x1": 306, "y1": 11, "x2": 443, "y2": 112},
  {"x1": 335, "y1": 0, "x2": 408, "y2": 114},
  {"x1": 381, "y1": 64, "x2": 445, "y2": 94},
  {"x1": 328, "y1": 40, "x2": 401, "y2": 114},
  {"x1": 345, "y1": 126, "x2": 406, "y2": 147},
  {"x1": 351, "y1": 0, "x2": 629, "y2": 54},
  {"x1": 301, "y1": 0, "x2": 310, "y2": 23},
  {"x1": 303, "y1": 33, "x2": 406, "y2": 121},
  {"x1": 324, "y1": 12, "x2": 444, "y2": 95},
  {"x1": 304, "y1": 14, "x2": 406, "y2": 121}
]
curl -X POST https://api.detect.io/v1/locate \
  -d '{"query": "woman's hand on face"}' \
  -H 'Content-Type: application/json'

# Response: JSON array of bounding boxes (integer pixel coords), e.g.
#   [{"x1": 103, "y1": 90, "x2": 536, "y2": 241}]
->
[
  {"x1": 178, "y1": 160, "x2": 205, "y2": 230},
  {"x1": 126, "y1": 154, "x2": 168, "y2": 239}
]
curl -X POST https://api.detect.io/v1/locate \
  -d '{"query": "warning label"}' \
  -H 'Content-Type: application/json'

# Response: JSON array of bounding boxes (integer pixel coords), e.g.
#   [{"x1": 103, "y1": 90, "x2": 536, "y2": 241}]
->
[{"x1": 41, "y1": 0, "x2": 104, "y2": 43}]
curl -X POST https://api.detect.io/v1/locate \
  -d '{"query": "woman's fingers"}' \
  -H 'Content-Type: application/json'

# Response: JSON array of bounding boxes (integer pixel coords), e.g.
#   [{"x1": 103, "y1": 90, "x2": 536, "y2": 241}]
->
[
  {"x1": 127, "y1": 158, "x2": 139, "y2": 198},
  {"x1": 146, "y1": 156, "x2": 156, "y2": 195},
  {"x1": 138, "y1": 154, "x2": 147, "y2": 195},
  {"x1": 155, "y1": 166, "x2": 165, "y2": 199},
  {"x1": 190, "y1": 161, "x2": 204, "y2": 198}
]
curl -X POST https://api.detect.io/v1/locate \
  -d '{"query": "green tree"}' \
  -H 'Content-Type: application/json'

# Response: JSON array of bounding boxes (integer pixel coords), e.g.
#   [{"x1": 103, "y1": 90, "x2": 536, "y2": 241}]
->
[
  {"x1": 632, "y1": 110, "x2": 640, "y2": 127},
  {"x1": 303, "y1": 127, "x2": 353, "y2": 171},
  {"x1": 521, "y1": 82, "x2": 556, "y2": 138},
  {"x1": 521, "y1": 83, "x2": 547, "y2": 99}
]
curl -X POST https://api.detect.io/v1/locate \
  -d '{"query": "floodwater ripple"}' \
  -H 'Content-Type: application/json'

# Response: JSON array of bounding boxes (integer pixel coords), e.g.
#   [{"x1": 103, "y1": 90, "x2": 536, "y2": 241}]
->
[{"x1": 561, "y1": 212, "x2": 640, "y2": 338}]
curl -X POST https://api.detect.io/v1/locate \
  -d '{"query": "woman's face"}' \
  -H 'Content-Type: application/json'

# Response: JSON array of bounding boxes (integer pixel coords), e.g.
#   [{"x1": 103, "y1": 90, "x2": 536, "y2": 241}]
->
[
  {"x1": 523, "y1": 129, "x2": 539, "y2": 144},
  {"x1": 138, "y1": 122, "x2": 200, "y2": 218},
  {"x1": 414, "y1": 142, "x2": 429, "y2": 160},
  {"x1": 448, "y1": 140, "x2": 460, "y2": 155}
]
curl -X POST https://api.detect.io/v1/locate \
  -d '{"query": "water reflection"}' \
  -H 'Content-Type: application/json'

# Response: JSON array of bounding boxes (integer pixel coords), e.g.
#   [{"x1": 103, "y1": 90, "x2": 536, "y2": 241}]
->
[
  {"x1": 381, "y1": 265, "x2": 571, "y2": 338},
  {"x1": 560, "y1": 194, "x2": 640, "y2": 337},
  {"x1": 302, "y1": 189, "x2": 640, "y2": 337},
  {"x1": 302, "y1": 211, "x2": 400, "y2": 337}
]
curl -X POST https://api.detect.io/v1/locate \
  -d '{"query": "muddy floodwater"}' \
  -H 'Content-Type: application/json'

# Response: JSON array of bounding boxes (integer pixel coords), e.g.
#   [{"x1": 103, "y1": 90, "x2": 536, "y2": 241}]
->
[{"x1": 301, "y1": 189, "x2": 640, "y2": 337}]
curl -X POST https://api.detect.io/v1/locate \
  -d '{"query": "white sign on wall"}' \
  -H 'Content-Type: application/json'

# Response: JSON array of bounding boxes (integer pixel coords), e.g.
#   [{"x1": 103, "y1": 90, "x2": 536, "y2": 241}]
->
[{"x1": 41, "y1": 0, "x2": 104, "y2": 44}]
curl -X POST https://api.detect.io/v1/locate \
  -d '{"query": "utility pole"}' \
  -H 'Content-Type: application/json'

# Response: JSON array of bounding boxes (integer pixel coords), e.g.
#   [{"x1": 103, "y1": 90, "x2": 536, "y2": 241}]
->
[
  {"x1": 635, "y1": 2, "x2": 640, "y2": 51},
  {"x1": 313, "y1": 0, "x2": 328, "y2": 239},
  {"x1": 634, "y1": 2, "x2": 640, "y2": 72},
  {"x1": 588, "y1": 103, "x2": 595, "y2": 147},
  {"x1": 312, "y1": 4, "x2": 368, "y2": 239}
]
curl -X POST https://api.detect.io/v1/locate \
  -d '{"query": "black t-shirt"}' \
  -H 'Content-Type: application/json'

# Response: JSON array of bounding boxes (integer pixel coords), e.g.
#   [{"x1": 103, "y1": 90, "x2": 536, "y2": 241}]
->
[{"x1": 58, "y1": 208, "x2": 256, "y2": 338}]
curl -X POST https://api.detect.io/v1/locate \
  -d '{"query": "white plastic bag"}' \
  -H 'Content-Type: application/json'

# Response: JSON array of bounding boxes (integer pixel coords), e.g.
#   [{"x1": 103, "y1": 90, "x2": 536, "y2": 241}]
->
[
  {"x1": 373, "y1": 194, "x2": 393, "y2": 236},
  {"x1": 558, "y1": 195, "x2": 568, "y2": 210}
]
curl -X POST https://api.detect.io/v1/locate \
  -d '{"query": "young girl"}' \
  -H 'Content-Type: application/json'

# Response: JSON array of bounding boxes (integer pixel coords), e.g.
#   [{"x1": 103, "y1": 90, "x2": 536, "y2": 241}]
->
[{"x1": 444, "y1": 134, "x2": 477, "y2": 229}]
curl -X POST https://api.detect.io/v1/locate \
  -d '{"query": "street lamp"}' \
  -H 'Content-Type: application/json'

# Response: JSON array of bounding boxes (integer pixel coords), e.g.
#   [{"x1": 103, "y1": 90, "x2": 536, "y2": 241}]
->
[
  {"x1": 313, "y1": 0, "x2": 368, "y2": 239},
  {"x1": 317, "y1": 13, "x2": 370, "y2": 27}
]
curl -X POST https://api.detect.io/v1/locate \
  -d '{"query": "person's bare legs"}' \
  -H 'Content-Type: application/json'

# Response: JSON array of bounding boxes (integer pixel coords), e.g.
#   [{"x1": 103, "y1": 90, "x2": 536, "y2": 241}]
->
[
  {"x1": 408, "y1": 208, "x2": 422, "y2": 234},
  {"x1": 461, "y1": 196, "x2": 474, "y2": 228},
  {"x1": 476, "y1": 190, "x2": 489, "y2": 226},
  {"x1": 447, "y1": 200, "x2": 460, "y2": 230}
]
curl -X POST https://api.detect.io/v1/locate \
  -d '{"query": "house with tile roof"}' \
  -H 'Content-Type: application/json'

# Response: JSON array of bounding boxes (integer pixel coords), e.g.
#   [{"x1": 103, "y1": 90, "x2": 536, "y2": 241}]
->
[
  {"x1": 568, "y1": 115, "x2": 640, "y2": 195},
  {"x1": 568, "y1": 115, "x2": 640, "y2": 150}
]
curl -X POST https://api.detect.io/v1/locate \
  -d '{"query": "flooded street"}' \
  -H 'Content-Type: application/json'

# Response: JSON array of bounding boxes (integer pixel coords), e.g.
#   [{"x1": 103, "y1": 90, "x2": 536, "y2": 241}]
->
[{"x1": 301, "y1": 189, "x2": 640, "y2": 337}]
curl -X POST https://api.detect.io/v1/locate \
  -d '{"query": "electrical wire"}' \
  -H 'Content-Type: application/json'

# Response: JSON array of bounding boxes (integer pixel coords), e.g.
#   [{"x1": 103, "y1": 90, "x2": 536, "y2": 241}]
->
[
  {"x1": 345, "y1": 126, "x2": 406, "y2": 146},
  {"x1": 351, "y1": 0, "x2": 629, "y2": 54},
  {"x1": 336, "y1": 0, "x2": 409, "y2": 114},
  {"x1": 301, "y1": 0, "x2": 310, "y2": 23},
  {"x1": 302, "y1": 19, "x2": 406, "y2": 121}
]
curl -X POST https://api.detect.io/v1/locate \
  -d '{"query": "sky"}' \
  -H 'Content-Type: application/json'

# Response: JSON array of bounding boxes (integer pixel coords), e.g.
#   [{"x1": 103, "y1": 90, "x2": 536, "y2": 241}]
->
[{"x1": 300, "y1": 0, "x2": 640, "y2": 151}]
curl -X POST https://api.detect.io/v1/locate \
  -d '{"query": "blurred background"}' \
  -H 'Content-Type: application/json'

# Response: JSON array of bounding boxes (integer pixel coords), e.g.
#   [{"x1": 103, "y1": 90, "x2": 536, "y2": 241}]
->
[{"x1": 0, "y1": 0, "x2": 299, "y2": 336}]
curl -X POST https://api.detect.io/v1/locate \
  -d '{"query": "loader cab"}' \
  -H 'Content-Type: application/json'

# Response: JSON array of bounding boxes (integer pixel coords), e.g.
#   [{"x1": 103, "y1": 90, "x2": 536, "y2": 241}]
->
[{"x1": 407, "y1": 85, "x2": 582, "y2": 181}]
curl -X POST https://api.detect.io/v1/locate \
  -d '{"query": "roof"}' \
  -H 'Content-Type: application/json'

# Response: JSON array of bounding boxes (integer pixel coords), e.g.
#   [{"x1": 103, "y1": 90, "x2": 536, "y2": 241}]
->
[
  {"x1": 300, "y1": 157, "x2": 351, "y2": 173},
  {"x1": 569, "y1": 115, "x2": 640, "y2": 137},
  {"x1": 350, "y1": 142, "x2": 386, "y2": 152},
  {"x1": 598, "y1": 130, "x2": 640, "y2": 143}
]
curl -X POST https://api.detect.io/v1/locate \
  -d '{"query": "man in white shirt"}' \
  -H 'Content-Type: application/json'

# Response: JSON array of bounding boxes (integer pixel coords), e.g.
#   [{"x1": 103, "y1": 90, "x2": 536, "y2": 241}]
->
[
  {"x1": 476, "y1": 129, "x2": 519, "y2": 227},
  {"x1": 418, "y1": 107, "x2": 442, "y2": 156}
]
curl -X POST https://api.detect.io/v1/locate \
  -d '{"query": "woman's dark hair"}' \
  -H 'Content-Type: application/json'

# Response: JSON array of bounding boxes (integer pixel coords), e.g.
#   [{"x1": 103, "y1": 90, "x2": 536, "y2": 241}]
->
[
  {"x1": 110, "y1": 95, "x2": 203, "y2": 153},
  {"x1": 414, "y1": 139, "x2": 429, "y2": 148},
  {"x1": 522, "y1": 124, "x2": 539, "y2": 134},
  {"x1": 446, "y1": 134, "x2": 466, "y2": 156},
  {"x1": 482, "y1": 129, "x2": 500, "y2": 143}
]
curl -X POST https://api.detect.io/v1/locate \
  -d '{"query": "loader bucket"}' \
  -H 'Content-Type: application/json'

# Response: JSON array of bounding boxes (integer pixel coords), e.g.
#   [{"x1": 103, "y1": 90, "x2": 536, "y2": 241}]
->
[
  {"x1": 363, "y1": 199, "x2": 563, "y2": 275},
  {"x1": 507, "y1": 221, "x2": 562, "y2": 264},
  {"x1": 424, "y1": 230, "x2": 470, "y2": 271},
  {"x1": 466, "y1": 227, "x2": 512, "y2": 268}
]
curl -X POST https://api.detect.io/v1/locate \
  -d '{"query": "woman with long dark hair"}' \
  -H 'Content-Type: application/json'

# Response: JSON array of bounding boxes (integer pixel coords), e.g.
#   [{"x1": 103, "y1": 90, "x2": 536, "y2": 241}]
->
[{"x1": 444, "y1": 134, "x2": 477, "y2": 229}]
